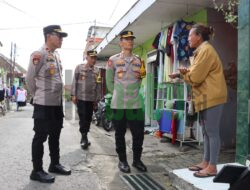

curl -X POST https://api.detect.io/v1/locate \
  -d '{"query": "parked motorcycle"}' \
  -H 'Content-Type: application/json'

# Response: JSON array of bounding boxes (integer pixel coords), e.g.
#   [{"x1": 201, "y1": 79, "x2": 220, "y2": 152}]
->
[
  {"x1": 92, "y1": 98, "x2": 105, "y2": 126},
  {"x1": 92, "y1": 94, "x2": 114, "y2": 131},
  {"x1": 0, "y1": 89, "x2": 6, "y2": 116},
  {"x1": 101, "y1": 94, "x2": 114, "y2": 131}
]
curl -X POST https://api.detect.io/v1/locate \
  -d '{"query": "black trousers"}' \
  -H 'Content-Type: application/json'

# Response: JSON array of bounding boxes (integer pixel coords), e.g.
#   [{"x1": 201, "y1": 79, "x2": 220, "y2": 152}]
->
[
  {"x1": 32, "y1": 105, "x2": 63, "y2": 171},
  {"x1": 77, "y1": 100, "x2": 94, "y2": 134},
  {"x1": 112, "y1": 109, "x2": 145, "y2": 162}
]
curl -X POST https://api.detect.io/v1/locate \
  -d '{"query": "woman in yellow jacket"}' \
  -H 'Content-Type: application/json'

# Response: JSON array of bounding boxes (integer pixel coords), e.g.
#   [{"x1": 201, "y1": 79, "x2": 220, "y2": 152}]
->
[{"x1": 170, "y1": 24, "x2": 227, "y2": 178}]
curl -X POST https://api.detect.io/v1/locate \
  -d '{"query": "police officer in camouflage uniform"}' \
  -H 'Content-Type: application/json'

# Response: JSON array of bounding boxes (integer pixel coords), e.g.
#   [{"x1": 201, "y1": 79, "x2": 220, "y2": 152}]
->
[
  {"x1": 71, "y1": 50, "x2": 101, "y2": 149},
  {"x1": 26, "y1": 25, "x2": 71, "y2": 183},
  {"x1": 106, "y1": 31, "x2": 147, "y2": 173}
]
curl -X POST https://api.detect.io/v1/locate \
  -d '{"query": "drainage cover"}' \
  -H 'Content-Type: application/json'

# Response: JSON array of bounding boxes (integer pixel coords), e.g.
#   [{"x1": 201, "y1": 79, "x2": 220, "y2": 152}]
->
[{"x1": 120, "y1": 173, "x2": 165, "y2": 190}]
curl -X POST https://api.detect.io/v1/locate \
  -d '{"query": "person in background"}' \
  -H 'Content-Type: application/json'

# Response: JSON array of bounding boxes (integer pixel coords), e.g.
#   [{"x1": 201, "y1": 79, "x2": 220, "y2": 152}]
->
[
  {"x1": 169, "y1": 24, "x2": 227, "y2": 178},
  {"x1": 16, "y1": 86, "x2": 27, "y2": 111},
  {"x1": 71, "y1": 50, "x2": 101, "y2": 149}
]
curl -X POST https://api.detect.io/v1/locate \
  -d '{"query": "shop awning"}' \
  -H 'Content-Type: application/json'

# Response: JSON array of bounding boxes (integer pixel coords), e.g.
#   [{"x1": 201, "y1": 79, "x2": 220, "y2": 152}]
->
[{"x1": 96, "y1": 0, "x2": 218, "y2": 58}]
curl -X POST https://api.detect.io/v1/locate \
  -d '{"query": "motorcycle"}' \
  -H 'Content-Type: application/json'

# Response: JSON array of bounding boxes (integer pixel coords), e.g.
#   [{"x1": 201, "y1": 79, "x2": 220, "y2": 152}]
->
[
  {"x1": 92, "y1": 94, "x2": 114, "y2": 131},
  {"x1": 101, "y1": 94, "x2": 114, "y2": 131},
  {"x1": 92, "y1": 98, "x2": 105, "y2": 126},
  {"x1": 0, "y1": 89, "x2": 6, "y2": 116}
]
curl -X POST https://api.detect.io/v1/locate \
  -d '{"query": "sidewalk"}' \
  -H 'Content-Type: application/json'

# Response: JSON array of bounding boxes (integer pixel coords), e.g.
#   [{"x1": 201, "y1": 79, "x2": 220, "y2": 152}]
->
[{"x1": 83, "y1": 120, "x2": 235, "y2": 190}]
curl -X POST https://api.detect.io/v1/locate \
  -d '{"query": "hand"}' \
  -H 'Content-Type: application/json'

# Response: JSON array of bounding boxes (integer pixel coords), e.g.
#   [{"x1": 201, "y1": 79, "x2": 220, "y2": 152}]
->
[
  {"x1": 169, "y1": 73, "x2": 180, "y2": 79},
  {"x1": 93, "y1": 101, "x2": 98, "y2": 110},
  {"x1": 178, "y1": 67, "x2": 189, "y2": 75},
  {"x1": 72, "y1": 96, "x2": 78, "y2": 104},
  {"x1": 134, "y1": 72, "x2": 141, "y2": 79}
]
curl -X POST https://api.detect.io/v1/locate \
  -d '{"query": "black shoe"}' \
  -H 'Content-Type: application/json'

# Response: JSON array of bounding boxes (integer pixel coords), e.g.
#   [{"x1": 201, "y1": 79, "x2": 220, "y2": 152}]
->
[
  {"x1": 48, "y1": 164, "x2": 71, "y2": 175},
  {"x1": 132, "y1": 160, "x2": 147, "y2": 172},
  {"x1": 30, "y1": 170, "x2": 55, "y2": 183},
  {"x1": 118, "y1": 161, "x2": 131, "y2": 173},
  {"x1": 81, "y1": 133, "x2": 91, "y2": 150}
]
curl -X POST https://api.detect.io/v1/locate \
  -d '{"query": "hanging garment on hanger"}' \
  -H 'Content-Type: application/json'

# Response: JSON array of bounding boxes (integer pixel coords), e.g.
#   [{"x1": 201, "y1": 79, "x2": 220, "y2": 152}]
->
[
  {"x1": 173, "y1": 20, "x2": 195, "y2": 61},
  {"x1": 152, "y1": 32, "x2": 161, "y2": 49},
  {"x1": 160, "y1": 29, "x2": 168, "y2": 49},
  {"x1": 157, "y1": 49, "x2": 165, "y2": 84},
  {"x1": 166, "y1": 25, "x2": 174, "y2": 62},
  {"x1": 158, "y1": 28, "x2": 173, "y2": 82},
  {"x1": 157, "y1": 30, "x2": 165, "y2": 84},
  {"x1": 163, "y1": 54, "x2": 173, "y2": 82},
  {"x1": 159, "y1": 110, "x2": 173, "y2": 134},
  {"x1": 170, "y1": 23, "x2": 179, "y2": 72}
]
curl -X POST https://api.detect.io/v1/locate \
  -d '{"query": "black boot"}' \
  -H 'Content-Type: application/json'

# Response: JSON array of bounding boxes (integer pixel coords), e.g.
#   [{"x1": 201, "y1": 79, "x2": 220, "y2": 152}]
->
[
  {"x1": 30, "y1": 170, "x2": 55, "y2": 183},
  {"x1": 132, "y1": 160, "x2": 147, "y2": 172},
  {"x1": 132, "y1": 153, "x2": 147, "y2": 172},
  {"x1": 118, "y1": 161, "x2": 131, "y2": 173},
  {"x1": 81, "y1": 133, "x2": 91, "y2": 149},
  {"x1": 117, "y1": 153, "x2": 130, "y2": 173},
  {"x1": 48, "y1": 163, "x2": 71, "y2": 175}
]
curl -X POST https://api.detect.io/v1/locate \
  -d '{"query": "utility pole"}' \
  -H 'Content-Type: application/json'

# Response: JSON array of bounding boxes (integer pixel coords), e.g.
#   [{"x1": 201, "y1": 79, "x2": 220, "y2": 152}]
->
[
  {"x1": 10, "y1": 42, "x2": 16, "y2": 87},
  {"x1": 12, "y1": 43, "x2": 16, "y2": 87},
  {"x1": 10, "y1": 42, "x2": 13, "y2": 87}
]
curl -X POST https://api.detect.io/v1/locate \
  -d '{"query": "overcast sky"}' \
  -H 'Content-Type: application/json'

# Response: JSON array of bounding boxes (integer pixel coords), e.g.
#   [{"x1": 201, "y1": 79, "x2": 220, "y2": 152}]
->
[{"x1": 0, "y1": 0, "x2": 137, "y2": 72}]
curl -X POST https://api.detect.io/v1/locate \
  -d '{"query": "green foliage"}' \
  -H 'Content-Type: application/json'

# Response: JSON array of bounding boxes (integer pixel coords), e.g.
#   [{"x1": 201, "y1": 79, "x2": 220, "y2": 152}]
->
[
  {"x1": 213, "y1": 0, "x2": 239, "y2": 27},
  {"x1": 0, "y1": 68, "x2": 5, "y2": 77},
  {"x1": 64, "y1": 91, "x2": 72, "y2": 102}
]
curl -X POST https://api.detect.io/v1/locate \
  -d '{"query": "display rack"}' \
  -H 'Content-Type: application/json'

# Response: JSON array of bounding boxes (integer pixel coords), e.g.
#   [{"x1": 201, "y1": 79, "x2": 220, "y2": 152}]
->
[{"x1": 157, "y1": 81, "x2": 203, "y2": 148}]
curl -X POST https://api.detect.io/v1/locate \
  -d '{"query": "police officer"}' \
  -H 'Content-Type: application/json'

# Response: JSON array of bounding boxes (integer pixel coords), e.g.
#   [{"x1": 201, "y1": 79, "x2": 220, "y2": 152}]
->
[
  {"x1": 106, "y1": 31, "x2": 147, "y2": 173},
  {"x1": 71, "y1": 50, "x2": 101, "y2": 149},
  {"x1": 26, "y1": 25, "x2": 71, "y2": 183}
]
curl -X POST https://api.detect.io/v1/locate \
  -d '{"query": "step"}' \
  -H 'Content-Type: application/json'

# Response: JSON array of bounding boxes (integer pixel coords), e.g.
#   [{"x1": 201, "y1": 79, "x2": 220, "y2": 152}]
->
[{"x1": 169, "y1": 163, "x2": 243, "y2": 190}]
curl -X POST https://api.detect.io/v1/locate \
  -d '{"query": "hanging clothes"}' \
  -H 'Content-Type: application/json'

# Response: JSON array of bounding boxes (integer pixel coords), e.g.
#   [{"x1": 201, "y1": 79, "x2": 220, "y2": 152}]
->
[
  {"x1": 159, "y1": 110, "x2": 172, "y2": 133},
  {"x1": 163, "y1": 55, "x2": 173, "y2": 82},
  {"x1": 160, "y1": 28, "x2": 173, "y2": 82},
  {"x1": 171, "y1": 112, "x2": 177, "y2": 144},
  {"x1": 173, "y1": 19, "x2": 195, "y2": 62},
  {"x1": 152, "y1": 32, "x2": 161, "y2": 49},
  {"x1": 157, "y1": 49, "x2": 164, "y2": 84},
  {"x1": 166, "y1": 25, "x2": 174, "y2": 63},
  {"x1": 170, "y1": 23, "x2": 179, "y2": 72}
]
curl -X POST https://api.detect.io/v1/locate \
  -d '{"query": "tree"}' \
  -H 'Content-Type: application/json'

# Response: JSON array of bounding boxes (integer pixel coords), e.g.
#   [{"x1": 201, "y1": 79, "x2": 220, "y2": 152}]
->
[{"x1": 213, "y1": 0, "x2": 239, "y2": 27}]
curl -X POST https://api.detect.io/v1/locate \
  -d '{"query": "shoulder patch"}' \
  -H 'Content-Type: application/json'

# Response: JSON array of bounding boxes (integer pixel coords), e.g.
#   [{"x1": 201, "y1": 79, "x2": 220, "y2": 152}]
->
[
  {"x1": 31, "y1": 51, "x2": 42, "y2": 65},
  {"x1": 107, "y1": 59, "x2": 113, "y2": 67}
]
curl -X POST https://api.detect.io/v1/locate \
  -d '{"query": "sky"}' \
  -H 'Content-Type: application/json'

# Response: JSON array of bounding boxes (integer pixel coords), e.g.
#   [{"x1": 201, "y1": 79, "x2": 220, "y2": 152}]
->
[{"x1": 0, "y1": 0, "x2": 137, "y2": 72}]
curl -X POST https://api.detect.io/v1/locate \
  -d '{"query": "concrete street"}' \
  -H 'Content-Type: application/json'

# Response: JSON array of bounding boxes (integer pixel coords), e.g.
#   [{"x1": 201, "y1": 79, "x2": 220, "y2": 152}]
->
[{"x1": 0, "y1": 103, "x2": 234, "y2": 190}]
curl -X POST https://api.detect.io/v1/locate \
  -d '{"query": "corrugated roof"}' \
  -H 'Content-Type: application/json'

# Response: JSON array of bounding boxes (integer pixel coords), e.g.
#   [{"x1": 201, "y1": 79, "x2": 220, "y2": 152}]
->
[{"x1": 96, "y1": 0, "x2": 215, "y2": 58}]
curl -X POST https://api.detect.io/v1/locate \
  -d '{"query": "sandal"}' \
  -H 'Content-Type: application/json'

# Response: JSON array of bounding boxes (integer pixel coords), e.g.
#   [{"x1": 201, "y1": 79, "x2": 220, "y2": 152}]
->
[
  {"x1": 188, "y1": 165, "x2": 203, "y2": 171},
  {"x1": 193, "y1": 171, "x2": 217, "y2": 178}
]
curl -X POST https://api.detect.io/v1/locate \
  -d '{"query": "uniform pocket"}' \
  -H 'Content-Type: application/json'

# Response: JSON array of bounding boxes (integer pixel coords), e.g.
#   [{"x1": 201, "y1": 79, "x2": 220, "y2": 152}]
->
[
  {"x1": 45, "y1": 62, "x2": 57, "y2": 76},
  {"x1": 132, "y1": 66, "x2": 141, "y2": 79},
  {"x1": 116, "y1": 67, "x2": 126, "y2": 79},
  {"x1": 80, "y1": 70, "x2": 87, "y2": 80}
]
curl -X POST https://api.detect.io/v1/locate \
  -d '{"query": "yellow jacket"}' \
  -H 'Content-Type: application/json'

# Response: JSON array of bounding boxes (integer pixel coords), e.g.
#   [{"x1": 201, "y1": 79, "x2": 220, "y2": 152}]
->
[{"x1": 182, "y1": 41, "x2": 227, "y2": 112}]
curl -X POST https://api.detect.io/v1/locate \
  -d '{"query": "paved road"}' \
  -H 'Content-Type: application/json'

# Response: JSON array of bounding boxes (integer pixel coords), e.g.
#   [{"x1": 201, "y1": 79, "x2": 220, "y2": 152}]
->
[
  {"x1": 0, "y1": 103, "x2": 234, "y2": 190},
  {"x1": 0, "y1": 104, "x2": 101, "y2": 190}
]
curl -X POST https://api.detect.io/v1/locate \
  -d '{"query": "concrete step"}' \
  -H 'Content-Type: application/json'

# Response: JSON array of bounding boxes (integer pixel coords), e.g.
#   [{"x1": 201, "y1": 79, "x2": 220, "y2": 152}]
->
[{"x1": 169, "y1": 163, "x2": 243, "y2": 190}]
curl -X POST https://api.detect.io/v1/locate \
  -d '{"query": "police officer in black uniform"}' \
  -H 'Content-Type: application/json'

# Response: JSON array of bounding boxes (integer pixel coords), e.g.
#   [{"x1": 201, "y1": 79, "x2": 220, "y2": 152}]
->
[
  {"x1": 106, "y1": 31, "x2": 147, "y2": 173},
  {"x1": 26, "y1": 25, "x2": 71, "y2": 183}
]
